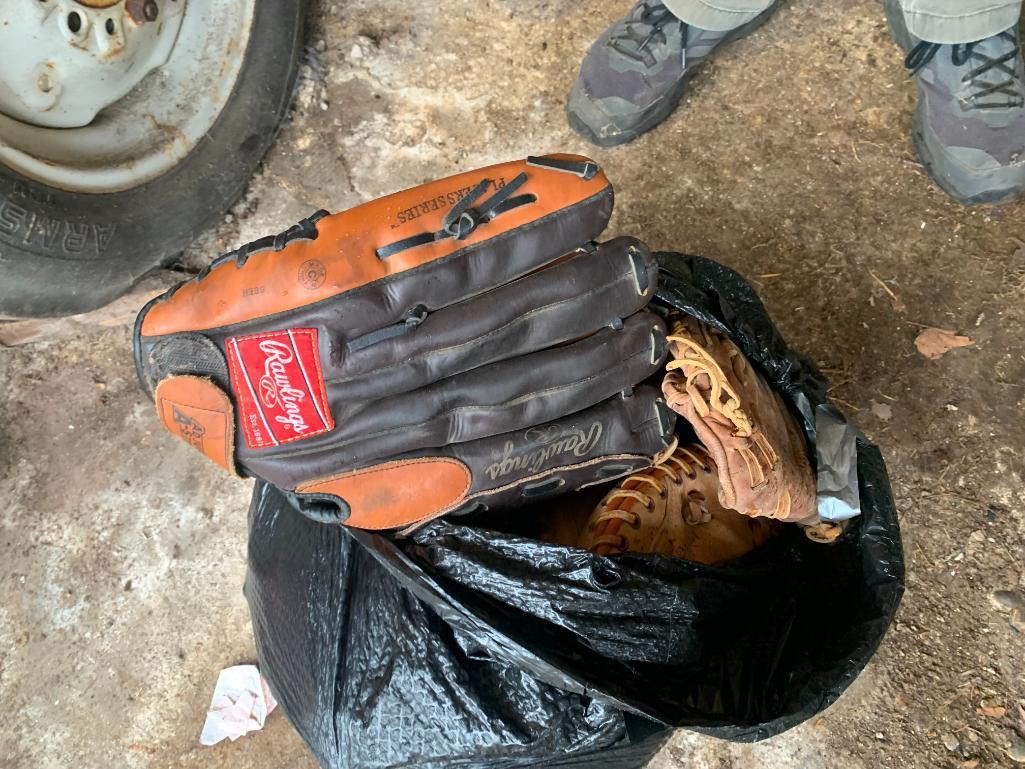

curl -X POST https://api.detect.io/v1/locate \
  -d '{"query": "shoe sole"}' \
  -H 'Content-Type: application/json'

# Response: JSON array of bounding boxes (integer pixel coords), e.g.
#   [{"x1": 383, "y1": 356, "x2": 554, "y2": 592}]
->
[
  {"x1": 911, "y1": 107, "x2": 1025, "y2": 205},
  {"x1": 567, "y1": 4, "x2": 779, "y2": 147}
]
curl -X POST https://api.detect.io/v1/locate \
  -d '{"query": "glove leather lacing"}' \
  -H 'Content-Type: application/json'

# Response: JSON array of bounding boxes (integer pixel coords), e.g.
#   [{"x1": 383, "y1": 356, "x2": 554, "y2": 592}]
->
[
  {"x1": 663, "y1": 315, "x2": 777, "y2": 490},
  {"x1": 586, "y1": 439, "x2": 718, "y2": 554},
  {"x1": 376, "y1": 172, "x2": 535, "y2": 259},
  {"x1": 165, "y1": 210, "x2": 329, "y2": 301},
  {"x1": 345, "y1": 304, "x2": 429, "y2": 353},
  {"x1": 525, "y1": 155, "x2": 600, "y2": 179},
  {"x1": 663, "y1": 318, "x2": 753, "y2": 437}
]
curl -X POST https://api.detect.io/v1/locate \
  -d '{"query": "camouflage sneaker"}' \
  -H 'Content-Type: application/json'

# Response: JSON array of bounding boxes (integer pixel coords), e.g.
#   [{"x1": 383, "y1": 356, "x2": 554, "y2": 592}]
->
[
  {"x1": 885, "y1": 0, "x2": 1025, "y2": 204},
  {"x1": 566, "y1": 0, "x2": 777, "y2": 146}
]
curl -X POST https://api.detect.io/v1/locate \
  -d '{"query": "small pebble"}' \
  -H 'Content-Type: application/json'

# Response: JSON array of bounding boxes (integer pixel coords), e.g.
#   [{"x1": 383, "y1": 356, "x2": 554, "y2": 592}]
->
[{"x1": 941, "y1": 733, "x2": 959, "y2": 752}]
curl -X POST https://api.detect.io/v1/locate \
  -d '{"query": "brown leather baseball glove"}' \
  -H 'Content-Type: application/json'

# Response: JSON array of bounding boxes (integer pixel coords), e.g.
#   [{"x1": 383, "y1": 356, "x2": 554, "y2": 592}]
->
[
  {"x1": 577, "y1": 442, "x2": 778, "y2": 564},
  {"x1": 134, "y1": 155, "x2": 677, "y2": 531},
  {"x1": 661, "y1": 312, "x2": 818, "y2": 524}
]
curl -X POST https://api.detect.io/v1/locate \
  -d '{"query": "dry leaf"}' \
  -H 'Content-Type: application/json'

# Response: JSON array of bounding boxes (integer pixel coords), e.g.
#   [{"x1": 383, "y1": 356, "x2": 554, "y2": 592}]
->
[
  {"x1": 978, "y1": 705, "x2": 1006, "y2": 718},
  {"x1": 915, "y1": 327, "x2": 973, "y2": 360}
]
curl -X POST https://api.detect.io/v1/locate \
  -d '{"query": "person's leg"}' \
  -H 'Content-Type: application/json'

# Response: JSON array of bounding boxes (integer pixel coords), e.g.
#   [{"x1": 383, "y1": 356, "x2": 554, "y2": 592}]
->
[
  {"x1": 885, "y1": 0, "x2": 1025, "y2": 204},
  {"x1": 566, "y1": 0, "x2": 777, "y2": 146},
  {"x1": 663, "y1": 0, "x2": 774, "y2": 32},
  {"x1": 897, "y1": 0, "x2": 1021, "y2": 45}
]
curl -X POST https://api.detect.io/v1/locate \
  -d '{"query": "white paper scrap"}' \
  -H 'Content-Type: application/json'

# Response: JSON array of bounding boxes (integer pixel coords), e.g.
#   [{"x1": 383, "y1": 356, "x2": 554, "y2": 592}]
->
[{"x1": 199, "y1": 664, "x2": 277, "y2": 746}]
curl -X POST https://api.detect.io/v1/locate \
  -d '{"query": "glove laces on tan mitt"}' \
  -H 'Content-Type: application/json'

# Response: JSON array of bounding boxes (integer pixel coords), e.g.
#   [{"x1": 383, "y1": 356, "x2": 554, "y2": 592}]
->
[
  {"x1": 662, "y1": 312, "x2": 817, "y2": 524},
  {"x1": 577, "y1": 440, "x2": 778, "y2": 563}
]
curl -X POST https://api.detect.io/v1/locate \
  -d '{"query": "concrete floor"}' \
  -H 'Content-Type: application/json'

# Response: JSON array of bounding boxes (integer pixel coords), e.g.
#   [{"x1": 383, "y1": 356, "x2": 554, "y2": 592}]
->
[{"x1": 3, "y1": 0, "x2": 1025, "y2": 767}]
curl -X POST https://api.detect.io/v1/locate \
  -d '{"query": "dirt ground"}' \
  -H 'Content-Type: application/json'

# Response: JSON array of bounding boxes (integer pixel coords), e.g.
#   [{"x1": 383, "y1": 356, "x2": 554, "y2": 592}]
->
[{"x1": 2, "y1": 0, "x2": 1025, "y2": 767}]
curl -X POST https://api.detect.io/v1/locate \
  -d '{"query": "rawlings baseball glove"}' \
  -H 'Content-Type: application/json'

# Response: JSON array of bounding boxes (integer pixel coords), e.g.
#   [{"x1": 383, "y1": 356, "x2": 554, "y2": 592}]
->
[
  {"x1": 577, "y1": 442, "x2": 778, "y2": 564},
  {"x1": 134, "y1": 154, "x2": 676, "y2": 531},
  {"x1": 661, "y1": 312, "x2": 817, "y2": 524}
]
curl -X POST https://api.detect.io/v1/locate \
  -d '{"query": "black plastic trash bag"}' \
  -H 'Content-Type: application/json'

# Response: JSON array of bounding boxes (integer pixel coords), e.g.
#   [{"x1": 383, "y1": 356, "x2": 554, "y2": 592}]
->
[
  {"x1": 247, "y1": 480, "x2": 671, "y2": 769},
  {"x1": 243, "y1": 253, "x2": 905, "y2": 768}
]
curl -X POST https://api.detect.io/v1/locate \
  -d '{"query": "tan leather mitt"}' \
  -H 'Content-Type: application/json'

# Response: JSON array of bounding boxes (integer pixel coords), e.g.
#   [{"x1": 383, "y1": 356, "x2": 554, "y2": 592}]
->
[
  {"x1": 576, "y1": 443, "x2": 778, "y2": 565},
  {"x1": 661, "y1": 313, "x2": 817, "y2": 523}
]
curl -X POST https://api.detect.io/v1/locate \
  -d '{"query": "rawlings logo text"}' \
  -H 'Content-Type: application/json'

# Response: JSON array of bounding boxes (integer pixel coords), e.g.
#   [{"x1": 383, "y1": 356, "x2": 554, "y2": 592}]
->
[
  {"x1": 485, "y1": 422, "x2": 603, "y2": 480},
  {"x1": 228, "y1": 327, "x2": 333, "y2": 450},
  {"x1": 257, "y1": 340, "x2": 311, "y2": 435}
]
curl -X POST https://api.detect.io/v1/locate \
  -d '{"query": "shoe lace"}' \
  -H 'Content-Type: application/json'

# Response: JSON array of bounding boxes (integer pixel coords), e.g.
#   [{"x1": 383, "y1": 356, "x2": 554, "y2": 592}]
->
[
  {"x1": 905, "y1": 31, "x2": 1025, "y2": 110},
  {"x1": 609, "y1": 0, "x2": 679, "y2": 68},
  {"x1": 588, "y1": 439, "x2": 716, "y2": 552}
]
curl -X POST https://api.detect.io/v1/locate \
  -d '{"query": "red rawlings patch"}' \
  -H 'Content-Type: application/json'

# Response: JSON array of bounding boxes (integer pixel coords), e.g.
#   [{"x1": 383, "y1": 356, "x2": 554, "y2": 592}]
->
[{"x1": 226, "y1": 328, "x2": 334, "y2": 449}]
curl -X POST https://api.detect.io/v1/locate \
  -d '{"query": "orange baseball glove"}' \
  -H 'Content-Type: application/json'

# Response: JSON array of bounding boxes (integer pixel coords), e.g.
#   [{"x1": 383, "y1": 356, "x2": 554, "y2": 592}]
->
[{"x1": 133, "y1": 155, "x2": 676, "y2": 531}]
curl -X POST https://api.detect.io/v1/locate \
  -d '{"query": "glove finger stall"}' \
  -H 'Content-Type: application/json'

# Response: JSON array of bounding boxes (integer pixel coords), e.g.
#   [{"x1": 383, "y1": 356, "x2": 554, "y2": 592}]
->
[
  {"x1": 326, "y1": 236, "x2": 659, "y2": 403},
  {"x1": 135, "y1": 154, "x2": 614, "y2": 393},
  {"x1": 294, "y1": 385, "x2": 677, "y2": 530},
  {"x1": 243, "y1": 311, "x2": 668, "y2": 488}
]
